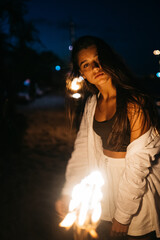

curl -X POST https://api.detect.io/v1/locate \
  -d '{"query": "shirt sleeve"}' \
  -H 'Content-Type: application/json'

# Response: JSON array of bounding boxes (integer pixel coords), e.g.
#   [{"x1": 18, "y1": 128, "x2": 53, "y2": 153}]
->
[
  {"x1": 114, "y1": 144, "x2": 160, "y2": 224},
  {"x1": 62, "y1": 99, "x2": 90, "y2": 196}
]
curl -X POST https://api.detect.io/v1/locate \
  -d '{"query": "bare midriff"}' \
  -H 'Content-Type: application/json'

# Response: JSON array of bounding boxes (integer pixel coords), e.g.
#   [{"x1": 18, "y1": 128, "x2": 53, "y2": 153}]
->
[{"x1": 103, "y1": 149, "x2": 126, "y2": 158}]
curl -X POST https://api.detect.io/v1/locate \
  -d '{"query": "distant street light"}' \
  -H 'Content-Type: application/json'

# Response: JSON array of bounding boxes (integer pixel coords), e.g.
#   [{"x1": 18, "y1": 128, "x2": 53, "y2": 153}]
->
[
  {"x1": 153, "y1": 50, "x2": 160, "y2": 76},
  {"x1": 153, "y1": 50, "x2": 160, "y2": 55}
]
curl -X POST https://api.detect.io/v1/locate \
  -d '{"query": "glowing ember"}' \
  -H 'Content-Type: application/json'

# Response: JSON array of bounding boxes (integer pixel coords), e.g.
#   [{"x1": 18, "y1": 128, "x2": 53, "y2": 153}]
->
[{"x1": 59, "y1": 171, "x2": 104, "y2": 238}]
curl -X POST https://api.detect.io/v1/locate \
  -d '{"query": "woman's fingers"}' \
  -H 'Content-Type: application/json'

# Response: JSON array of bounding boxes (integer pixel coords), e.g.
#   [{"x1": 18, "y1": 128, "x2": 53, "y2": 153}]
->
[
  {"x1": 55, "y1": 195, "x2": 70, "y2": 219},
  {"x1": 110, "y1": 218, "x2": 129, "y2": 237}
]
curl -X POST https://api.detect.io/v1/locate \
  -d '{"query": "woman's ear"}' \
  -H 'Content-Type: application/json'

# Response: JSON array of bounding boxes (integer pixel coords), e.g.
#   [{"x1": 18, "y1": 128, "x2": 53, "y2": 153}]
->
[{"x1": 80, "y1": 72, "x2": 85, "y2": 79}]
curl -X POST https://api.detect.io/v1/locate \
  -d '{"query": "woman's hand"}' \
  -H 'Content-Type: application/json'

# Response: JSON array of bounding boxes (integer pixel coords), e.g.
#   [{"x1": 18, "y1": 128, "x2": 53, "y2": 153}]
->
[
  {"x1": 110, "y1": 218, "x2": 129, "y2": 237},
  {"x1": 55, "y1": 195, "x2": 70, "y2": 219}
]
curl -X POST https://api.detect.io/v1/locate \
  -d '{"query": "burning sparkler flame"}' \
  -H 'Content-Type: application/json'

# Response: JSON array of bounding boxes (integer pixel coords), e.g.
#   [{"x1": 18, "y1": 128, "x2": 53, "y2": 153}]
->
[
  {"x1": 59, "y1": 171, "x2": 104, "y2": 238},
  {"x1": 59, "y1": 212, "x2": 76, "y2": 228}
]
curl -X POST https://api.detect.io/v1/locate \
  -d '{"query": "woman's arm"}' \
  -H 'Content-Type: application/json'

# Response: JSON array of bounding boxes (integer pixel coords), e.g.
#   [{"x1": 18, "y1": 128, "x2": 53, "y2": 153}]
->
[
  {"x1": 56, "y1": 99, "x2": 91, "y2": 218},
  {"x1": 128, "y1": 102, "x2": 150, "y2": 143},
  {"x1": 111, "y1": 103, "x2": 151, "y2": 235},
  {"x1": 61, "y1": 98, "x2": 91, "y2": 196}
]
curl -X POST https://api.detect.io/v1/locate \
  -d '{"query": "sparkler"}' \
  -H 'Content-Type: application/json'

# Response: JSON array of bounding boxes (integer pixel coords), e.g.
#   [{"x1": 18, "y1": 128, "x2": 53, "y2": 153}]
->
[{"x1": 59, "y1": 171, "x2": 104, "y2": 240}]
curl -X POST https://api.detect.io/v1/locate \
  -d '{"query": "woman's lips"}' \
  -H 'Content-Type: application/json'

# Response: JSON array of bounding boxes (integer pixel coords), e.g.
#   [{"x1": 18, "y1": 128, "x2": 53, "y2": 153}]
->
[{"x1": 95, "y1": 72, "x2": 104, "y2": 79}]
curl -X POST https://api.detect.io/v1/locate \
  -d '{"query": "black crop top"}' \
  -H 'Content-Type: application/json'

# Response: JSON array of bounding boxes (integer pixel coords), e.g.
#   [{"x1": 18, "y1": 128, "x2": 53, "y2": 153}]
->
[{"x1": 93, "y1": 113, "x2": 130, "y2": 152}]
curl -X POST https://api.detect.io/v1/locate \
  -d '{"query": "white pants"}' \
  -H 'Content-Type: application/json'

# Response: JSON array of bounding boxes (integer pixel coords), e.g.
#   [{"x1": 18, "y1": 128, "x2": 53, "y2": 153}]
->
[{"x1": 100, "y1": 155, "x2": 155, "y2": 236}]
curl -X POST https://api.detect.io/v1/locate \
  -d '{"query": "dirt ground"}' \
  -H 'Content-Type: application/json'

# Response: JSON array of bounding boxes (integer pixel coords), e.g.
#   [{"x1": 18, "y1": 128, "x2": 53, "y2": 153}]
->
[{"x1": 1, "y1": 93, "x2": 77, "y2": 240}]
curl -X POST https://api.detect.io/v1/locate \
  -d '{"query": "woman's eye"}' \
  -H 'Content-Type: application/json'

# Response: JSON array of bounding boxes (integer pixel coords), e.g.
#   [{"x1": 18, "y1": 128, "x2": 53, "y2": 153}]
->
[{"x1": 83, "y1": 63, "x2": 89, "y2": 68}]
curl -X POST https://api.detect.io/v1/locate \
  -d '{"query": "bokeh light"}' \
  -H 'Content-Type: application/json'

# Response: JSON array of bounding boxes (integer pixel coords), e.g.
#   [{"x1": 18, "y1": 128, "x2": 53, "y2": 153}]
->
[
  {"x1": 72, "y1": 93, "x2": 81, "y2": 99},
  {"x1": 153, "y1": 50, "x2": 160, "y2": 56},
  {"x1": 55, "y1": 65, "x2": 61, "y2": 71},
  {"x1": 69, "y1": 45, "x2": 73, "y2": 51},
  {"x1": 156, "y1": 72, "x2": 160, "y2": 78}
]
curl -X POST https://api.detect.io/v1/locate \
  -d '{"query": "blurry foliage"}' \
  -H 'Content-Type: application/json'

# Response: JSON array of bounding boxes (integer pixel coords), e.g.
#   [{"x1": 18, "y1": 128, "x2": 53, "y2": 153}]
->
[{"x1": 0, "y1": 0, "x2": 66, "y2": 154}]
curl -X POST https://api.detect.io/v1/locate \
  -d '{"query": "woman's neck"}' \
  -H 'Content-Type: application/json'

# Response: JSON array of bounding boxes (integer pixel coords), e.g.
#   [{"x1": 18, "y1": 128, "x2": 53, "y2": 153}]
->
[{"x1": 96, "y1": 78, "x2": 116, "y2": 100}]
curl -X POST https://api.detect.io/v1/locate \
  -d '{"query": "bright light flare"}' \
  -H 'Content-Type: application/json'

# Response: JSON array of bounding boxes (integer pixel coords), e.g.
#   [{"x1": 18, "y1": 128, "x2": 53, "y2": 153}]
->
[
  {"x1": 59, "y1": 171, "x2": 104, "y2": 237},
  {"x1": 153, "y1": 50, "x2": 160, "y2": 55},
  {"x1": 71, "y1": 93, "x2": 81, "y2": 99},
  {"x1": 59, "y1": 212, "x2": 76, "y2": 228},
  {"x1": 70, "y1": 77, "x2": 83, "y2": 91},
  {"x1": 66, "y1": 76, "x2": 84, "y2": 99},
  {"x1": 69, "y1": 76, "x2": 84, "y2": 91},
  {"x1": 70, "y1": 78, "x2": 81, "y2": 91}
]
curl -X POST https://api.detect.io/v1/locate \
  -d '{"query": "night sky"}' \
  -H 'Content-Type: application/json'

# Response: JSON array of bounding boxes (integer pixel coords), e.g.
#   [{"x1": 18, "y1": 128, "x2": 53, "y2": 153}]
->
[{"x1": 25, "y1": 0, "x2": 160, "y2": 76}]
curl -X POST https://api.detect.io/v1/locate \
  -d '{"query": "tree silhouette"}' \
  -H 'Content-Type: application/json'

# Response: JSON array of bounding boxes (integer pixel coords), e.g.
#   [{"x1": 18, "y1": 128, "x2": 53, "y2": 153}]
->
[{"x1": 0, "y1": 0, "x2": 64, "y2": 154}]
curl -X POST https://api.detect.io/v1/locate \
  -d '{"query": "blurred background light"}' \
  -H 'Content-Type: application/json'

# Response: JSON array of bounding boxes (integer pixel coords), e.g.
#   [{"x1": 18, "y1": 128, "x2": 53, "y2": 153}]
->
[
  {"x1": 156, "y1": 72, "x2": 160, "y2": 78},
  {"x1": 72, "y1": 93, "x2": 81, "y2": 99},
  {"x1": 153, "y1": 50, "x2": 160, "y2": 56},
  {"x1": 23, "y1": 79, "x2": 31, "y2": 86},
  {"x1": 55, "y1": 65, "x2": 61, "y2": 71},
  {"x1": 69, "y1": 45, "x2": 73, "y2": 51},
  {"x1": 70, "y1": 78, "x2": 81, "y2": 91}
]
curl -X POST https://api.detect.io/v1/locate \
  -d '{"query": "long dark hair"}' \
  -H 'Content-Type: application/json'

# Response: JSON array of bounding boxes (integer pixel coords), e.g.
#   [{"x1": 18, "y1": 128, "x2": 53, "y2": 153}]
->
[{"x1": 67, "y1": 35, "x2": 159, "y2": 149}]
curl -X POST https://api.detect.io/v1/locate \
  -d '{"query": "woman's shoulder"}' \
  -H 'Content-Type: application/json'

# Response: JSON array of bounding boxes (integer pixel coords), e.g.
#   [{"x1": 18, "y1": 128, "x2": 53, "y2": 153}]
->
[
  {"x1": 127, "y1": 98, "x2": 151, "y2": 142},
  {"x1": 127, "y1": 94, "x2": 145, "y2": 110},
  {"x1": 126, "y1": 94, "x2": 150, "y2": 119}
]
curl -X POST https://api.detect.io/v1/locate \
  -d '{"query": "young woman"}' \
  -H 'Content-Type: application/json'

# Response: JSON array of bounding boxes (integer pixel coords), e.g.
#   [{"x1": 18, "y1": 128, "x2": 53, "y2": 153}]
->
[{"x1": 56, "y1": 36, "x2": 160, "y2": 240}]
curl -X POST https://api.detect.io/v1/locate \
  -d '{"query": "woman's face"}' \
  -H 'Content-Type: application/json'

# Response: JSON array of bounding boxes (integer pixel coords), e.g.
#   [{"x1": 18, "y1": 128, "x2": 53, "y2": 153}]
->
[{"x1": 78, "y1": 45, "x2": 111, "y2": 86}]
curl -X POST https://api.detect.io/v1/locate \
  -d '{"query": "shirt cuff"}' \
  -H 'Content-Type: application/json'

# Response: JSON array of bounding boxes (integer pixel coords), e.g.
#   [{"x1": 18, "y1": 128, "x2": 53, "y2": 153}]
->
[{"x1": 114, "y1": 208, "x2": 132, "y2": 225}]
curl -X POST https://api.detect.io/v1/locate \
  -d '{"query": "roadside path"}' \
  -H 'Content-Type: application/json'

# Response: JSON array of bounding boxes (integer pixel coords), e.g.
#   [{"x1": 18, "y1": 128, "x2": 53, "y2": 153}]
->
[{"x1": 2, "y1": 93, "x2": 76, "y2": 240}]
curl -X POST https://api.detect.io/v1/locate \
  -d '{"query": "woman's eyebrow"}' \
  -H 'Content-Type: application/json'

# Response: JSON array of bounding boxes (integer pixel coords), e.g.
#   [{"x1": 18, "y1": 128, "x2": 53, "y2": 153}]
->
[
  {"x1": 79, "y1": 60, "x2": 87, "y2": 67},
  {"x1": 80, "y1": 54, "x2": 98, "y2": 67}
]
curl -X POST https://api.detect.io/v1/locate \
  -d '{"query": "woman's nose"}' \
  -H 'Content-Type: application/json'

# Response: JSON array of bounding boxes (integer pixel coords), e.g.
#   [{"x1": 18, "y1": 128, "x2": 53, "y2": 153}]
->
[{"x1": 92, "y1": 61, "x2": 100, "y2": 69}]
